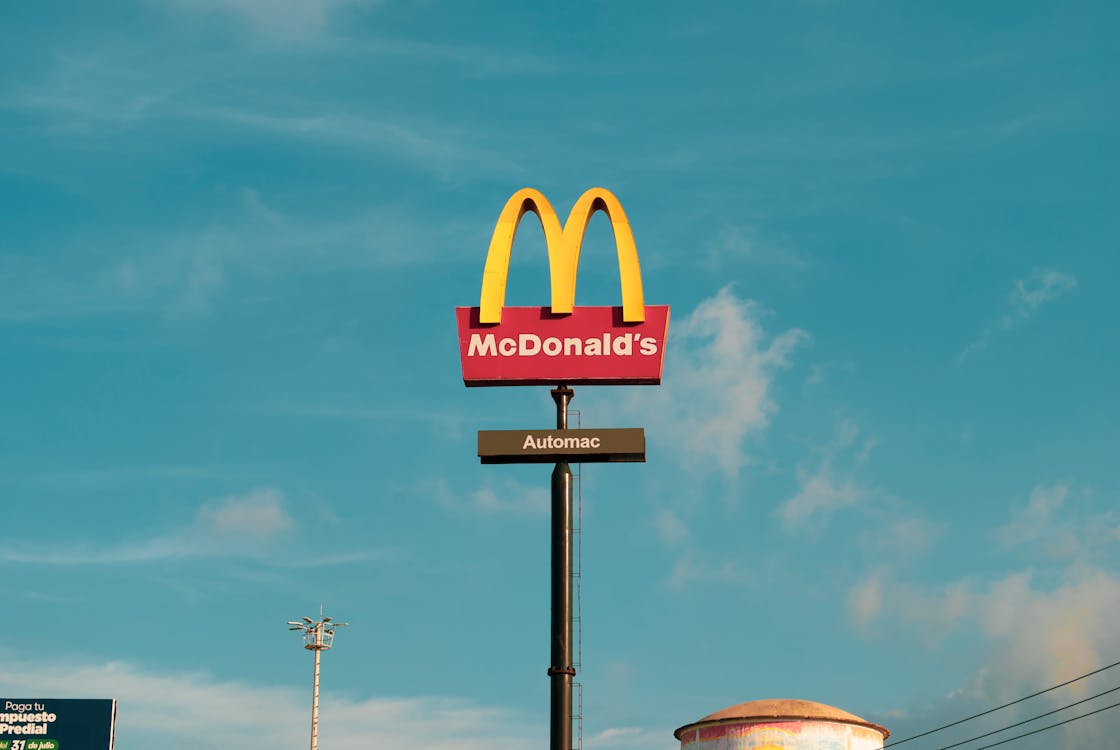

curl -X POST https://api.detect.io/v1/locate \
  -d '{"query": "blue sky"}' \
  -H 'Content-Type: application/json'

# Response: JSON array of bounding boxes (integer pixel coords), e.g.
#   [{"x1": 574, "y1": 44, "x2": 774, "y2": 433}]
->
[{"x1": 1, "y1": 2, "x2": 1118, "y2": 748}]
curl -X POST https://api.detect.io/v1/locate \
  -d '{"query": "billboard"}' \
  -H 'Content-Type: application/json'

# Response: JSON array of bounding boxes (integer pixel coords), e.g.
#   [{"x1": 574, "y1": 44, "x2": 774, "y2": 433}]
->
[
  {"x1": 0, "y1": 699, "x2": 116, "y2": 750},
  {"x1": 457, "y1": 188, "x2": 670, "y2": 386}
]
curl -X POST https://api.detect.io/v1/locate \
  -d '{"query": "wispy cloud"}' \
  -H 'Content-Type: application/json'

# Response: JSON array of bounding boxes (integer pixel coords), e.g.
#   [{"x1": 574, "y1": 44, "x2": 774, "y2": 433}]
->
[
  {"x1": 591, "y1": 288, "x2": 806, "y2": 589},
  {"x1": 200, "y1": 487, "x2": 292, "y2": 539},
  {"x1": 853, "y1": 480, "x2": 1120, "y2": 641},
  {"x1": 996, "y1": 482, "x2": 1071, "y2": 548},
  {"x1": 165, "y1": 0, "x2": 377, "y2": 40},
  {"x1": 847, "y1": 569, "x2": 886, "y2": 630},
  {"x1": 19, "y1": 465, "x2": 211, "y2": 488},
  {"x1": 199, "y1": 107, "x2": 515, "y2": 175},
  {"x1": 778, "y1": 418, "x2": 872, "y2": 530},
  {"x1": 865, "y1": 515, "x2": 944, "y2": 561},
  {"x1": 272, "y1": 549, "x2": 393, "y2": 568},
  {"x1": 707, "y1": 225, "x2": 809, "y2": 271},
  {"x1": 958, "y1": 269, "x2": 1078, "y2": 362},
  {"x1": 0, "y1": 488, "x2": 382, "y2": 566},
  {"x1": 0, "y1": 252, "x2": 150, "y2": 322},
  {"x1": 667, "y1": 552, "x2": 754, "y2": 591},
  {"x1": 6, "y1": 49, "x2": 522, "y2": 178},
  {"x1": 164, "y1": 0, "x2": 579, "y2": 76},
  {"x1": 427, "y1": 478, "x2": 548, "y2": 517},
  {"x1": 601, "y1": 286, "x2": 806, "y2": 479},
  {"x1": 0, "y1": 186, "x2": 473, "y2": 321},
  {"x1": 585, "y1": 726, "x2": 677, "y2": 750},
  {"x1": 652, "y1": 508, "x2": 690, "y2": 546},
  {"x1": 0, "y1": 488, "x2": 290, "y2": 564},
  {"x1": 780, "y1": 470, "x2": 866, "y2": 530},
  {"x1": 850, "y1": 479, "x2": 1120, "y2": 747},
  {"x1": 847, "y1": 569, "x2": 971, "y2": 645},
  {"x1": 978, "y1": 568, "x2": 1120, "y2": 690},
  {"x1": 0, "y1": 653, "x2": 540, "y2": 749},
  {"x1": 996, "y1": 481, "x2": 1118, "y2": 562},
  {"x1": 263, "y1": 402, "x2": 469, "y2": 441},
  {"x1": 861, "y1": 564, "x2": 1120, "y2": 747}
]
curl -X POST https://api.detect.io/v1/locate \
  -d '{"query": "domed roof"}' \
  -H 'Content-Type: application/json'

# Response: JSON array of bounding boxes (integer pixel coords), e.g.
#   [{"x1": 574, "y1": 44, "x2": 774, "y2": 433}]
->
[{"x1": 674, "y1": 698, "x2": 889, "y2": 739}]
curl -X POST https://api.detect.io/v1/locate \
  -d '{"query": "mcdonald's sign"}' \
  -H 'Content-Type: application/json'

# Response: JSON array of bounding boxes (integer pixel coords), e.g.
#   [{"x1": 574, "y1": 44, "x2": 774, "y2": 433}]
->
[{"x1": 456, "y1": 188, "x2": 670, "y2": 386}]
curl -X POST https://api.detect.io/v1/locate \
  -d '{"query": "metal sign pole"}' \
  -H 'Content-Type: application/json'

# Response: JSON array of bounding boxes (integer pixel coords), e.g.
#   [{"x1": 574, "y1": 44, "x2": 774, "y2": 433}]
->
[
  {"x1": 549, "y1": 385, "x2": 575, "y2": 750},
  {"x1": 460, "y1": 187, "x2": 666, "y2": 750}
]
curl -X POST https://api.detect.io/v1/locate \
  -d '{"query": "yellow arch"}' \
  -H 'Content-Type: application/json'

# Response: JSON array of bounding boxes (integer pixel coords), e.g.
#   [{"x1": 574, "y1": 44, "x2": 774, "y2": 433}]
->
[{"x1": 478, "y1": 187, "x2": 646, "y2": 323}]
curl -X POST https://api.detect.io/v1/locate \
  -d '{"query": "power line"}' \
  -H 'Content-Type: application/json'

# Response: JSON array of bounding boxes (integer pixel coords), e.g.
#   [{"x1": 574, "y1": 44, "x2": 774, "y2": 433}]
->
[
  {"x1": 885, "y1": 658, "x2": 1120, "y2": 747},
  {"x1": 954, "y1": 699, "x2": 1120, "y2": 750},
  {"x1": 932, "y1": 684, "x2": 1120, "y2": 750}
]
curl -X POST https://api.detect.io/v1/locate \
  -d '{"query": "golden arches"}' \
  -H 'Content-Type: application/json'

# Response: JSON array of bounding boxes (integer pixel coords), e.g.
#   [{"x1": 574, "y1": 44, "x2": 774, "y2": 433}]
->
[{"x1": 478, "y1": 187, "x2": 646, "y2": 323}]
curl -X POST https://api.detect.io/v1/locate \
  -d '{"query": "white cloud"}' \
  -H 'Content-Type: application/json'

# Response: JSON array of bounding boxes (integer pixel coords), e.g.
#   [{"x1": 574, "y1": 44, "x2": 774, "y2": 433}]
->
[
  {"x1": 429, "y1": 478, "x2": 548, "y2": 517},
  {"x1": 780, "y1": 468, "x2": 865, "y2": 529},
  {"x1": 201, "y1": 108, "x2": 490, "y2": 172},
  {"x1": 0, "y1": 183, "x2": 483, "y2": 321},
  {"x1": 977, "y1": 569, "x2": 1120, "y2": 689},
  {"x1": 585, "y1": 726, "x2": 677, "y2": 750},
  {"x1": 854, "y1": 482, "x2": 1119, "y2": 656},
  {"x1": 848, "y1": 570, "x2": 972, "y2": 645},
  {"x1": 958, "y1": 269, "x2": 1077, "y2": 362},
  {"x1": 1012, "y1": 270, "x2": 1079, "y2": 313},
  {"x1": 653, "y1": 509, "x2": 689, "y2": 546},
  {"x1": 0, "y1": 488, "x2": 381, "y2": 566},
  {"x1": 869, "y1": 516, "x2": 943, "y2": 560},
  {"x1": 996, "y1": 482, "x2": 1117, "y2": 562},
  {"x1": 778, "y1": 418, "x2": 870, "y2": 530},
  {"x1": 708, "y1": 225, "x2": 808, "y2": 270},
  {"x1": 847, "y1": 570, "x2": 884, "y2": 630},
  {"x1": 667, "y1": 552, "x2": 754, "y2": 591},
  {"x1": 996, "y1": 482, "x2": 1070, "y2": 547},
  {"x1": 181, "y1": 245, "x2": 226, "y2": 311},
  {"x1": 200, "y1": 487, "x2": 293, "y2": 539},
  {"x1": 601, "y1": 286, "x2": 806, "y2": 479},
  {"x1": 468, "y1": 485, "x2": 548, "y2": 515},
  {"x1": 272, "y1": 549, "x2": 394, "y2": 567},
  {"x1": 851, "y1": 560, "x2": 1120, "y2": 746},
  {"x1": 166, "y1": 0, "x2": 377, "y2": 39},
  {"x1": 0, "y1": 653, "x2": 539, "y2": 750}
]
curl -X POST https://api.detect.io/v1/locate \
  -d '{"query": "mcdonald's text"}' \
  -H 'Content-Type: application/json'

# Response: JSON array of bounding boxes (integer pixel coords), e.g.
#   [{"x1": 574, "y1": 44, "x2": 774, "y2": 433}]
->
[{"x1": 457, "y1": 305, "x2": 669, "y2": 386}]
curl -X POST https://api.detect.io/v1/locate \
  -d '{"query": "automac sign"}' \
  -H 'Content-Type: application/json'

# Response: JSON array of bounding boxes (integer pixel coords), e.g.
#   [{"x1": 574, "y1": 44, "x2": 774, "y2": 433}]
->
[
  {"x1": 478, "y1": 428, "x2": 645, "y2": 464},
  {"x1": 456, "y1": 188, "x2": 670, "y2": 386}
]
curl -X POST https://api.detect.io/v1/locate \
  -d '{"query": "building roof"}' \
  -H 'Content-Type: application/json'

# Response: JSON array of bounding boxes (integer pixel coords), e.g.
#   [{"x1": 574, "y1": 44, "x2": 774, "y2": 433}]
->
[{"x1": 673, "y1": 698, "x2": 889, "y2": 740}]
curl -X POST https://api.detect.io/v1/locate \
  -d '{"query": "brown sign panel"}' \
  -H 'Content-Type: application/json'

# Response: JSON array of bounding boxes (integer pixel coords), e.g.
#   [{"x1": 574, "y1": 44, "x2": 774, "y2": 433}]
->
[{"x1": 478, "y1": 428, "x2": 646, "y2": 464}]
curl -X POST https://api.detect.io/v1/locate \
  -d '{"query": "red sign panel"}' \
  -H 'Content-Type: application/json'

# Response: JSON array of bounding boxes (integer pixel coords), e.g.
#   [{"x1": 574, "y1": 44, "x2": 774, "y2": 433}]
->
[{"x1": 456, "y1": 305, "x2": 670, "y2": 386}]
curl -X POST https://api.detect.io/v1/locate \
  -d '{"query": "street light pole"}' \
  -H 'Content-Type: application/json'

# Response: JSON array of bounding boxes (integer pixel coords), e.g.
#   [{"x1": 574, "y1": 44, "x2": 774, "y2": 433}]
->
[{"x1": 288, "y1": 611, "x2": 348, "y2": 750}]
